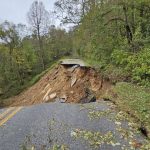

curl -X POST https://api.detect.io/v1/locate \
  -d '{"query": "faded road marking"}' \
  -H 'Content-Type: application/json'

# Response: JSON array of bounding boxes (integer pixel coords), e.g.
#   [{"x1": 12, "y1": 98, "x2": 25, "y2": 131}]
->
[
  {"x1": 0, "y1": 107, "x2": 15, "y2": 120},
  {"x1": 0, "y1": 107, "x2": 23, "y2": 127}
]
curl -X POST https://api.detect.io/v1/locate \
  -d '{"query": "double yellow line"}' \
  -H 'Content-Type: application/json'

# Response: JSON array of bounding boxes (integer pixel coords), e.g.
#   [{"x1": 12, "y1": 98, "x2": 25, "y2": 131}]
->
[{"x1": 0, "y1": 107, "x2": 23, "y2": 127}]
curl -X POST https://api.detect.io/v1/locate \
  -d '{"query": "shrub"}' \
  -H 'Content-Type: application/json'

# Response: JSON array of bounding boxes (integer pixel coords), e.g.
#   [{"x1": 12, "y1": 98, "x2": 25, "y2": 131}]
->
[{"x1": 111, "y1": 48, "x2": 150, "y2": 86}]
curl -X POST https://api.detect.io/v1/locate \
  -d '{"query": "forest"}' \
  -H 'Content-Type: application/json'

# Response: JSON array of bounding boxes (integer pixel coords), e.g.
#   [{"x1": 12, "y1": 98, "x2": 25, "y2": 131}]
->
[{"x1": 0, "y1": 0, "x2": 150, "y2": 99}]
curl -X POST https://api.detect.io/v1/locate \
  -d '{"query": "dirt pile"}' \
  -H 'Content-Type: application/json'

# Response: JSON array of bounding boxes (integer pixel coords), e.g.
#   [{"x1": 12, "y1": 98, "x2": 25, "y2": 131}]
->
[{"x1": 8, "y1": 64, "x2": 111, "y2": 106}]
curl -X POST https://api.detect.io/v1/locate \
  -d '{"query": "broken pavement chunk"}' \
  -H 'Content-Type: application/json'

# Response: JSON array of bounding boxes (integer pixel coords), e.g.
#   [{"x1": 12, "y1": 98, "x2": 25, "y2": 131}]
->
[
  {"x1": 68, "y1": 65, "x2": 79, "y2": 72},
  {"x1": 60, "y1": 59, "x2": 86, "y2": 67}
]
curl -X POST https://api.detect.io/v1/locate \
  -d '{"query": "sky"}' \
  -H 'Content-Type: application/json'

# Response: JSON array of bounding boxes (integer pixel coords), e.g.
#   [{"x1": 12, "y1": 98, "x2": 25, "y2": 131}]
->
[{"x1": 0, "y1": 0, "x2": 56, "y2": 25}]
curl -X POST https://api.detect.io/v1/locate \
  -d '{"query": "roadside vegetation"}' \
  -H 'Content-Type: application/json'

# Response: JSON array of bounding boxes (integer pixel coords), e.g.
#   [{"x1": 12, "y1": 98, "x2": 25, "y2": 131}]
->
[{"x1": 110, "y1": 82, "x2": 150, "y2": 137}]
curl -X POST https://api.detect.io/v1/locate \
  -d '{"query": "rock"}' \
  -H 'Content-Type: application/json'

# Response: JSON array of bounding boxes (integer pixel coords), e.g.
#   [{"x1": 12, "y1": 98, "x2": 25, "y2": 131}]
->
[
  {"x1": 71, "y1": 76, "x2": 77, "y2": 87},
  {"x1": 70, "y1": 91, "x2": 74, "y2": 94},
  {"x1": 80, "y1": 95, "x2": 96, "y2": 104},
  {"x1": 43, "y1": 88, "x2": 52, "y2": 101},
  {"x1": 80, "y1": 89, "x2": 96, "y2": 103},
  {"x1": 44, "y1": 96, "x2": 50, "y2": 102},
  {"x1": 55, "y1": 97, "x2": 66, "y2": 103},
  {"x1": 49, "y1": 93, "x2": 57, "y2": 99},
  {"x1": 60, "y1": 98, "x2": 66, "y2": 103},
  {"x1": 60, "y1": 94, "x2": 67, "y2": 100},
  {"x1": 59, "y1": 94, "x2": 67, "y2": 103}
]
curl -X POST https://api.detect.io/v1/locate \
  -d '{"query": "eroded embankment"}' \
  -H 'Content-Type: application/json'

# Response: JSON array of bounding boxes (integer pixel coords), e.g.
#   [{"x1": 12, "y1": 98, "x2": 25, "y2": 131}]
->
[
  {"x1": 3, "y1": 63, "x2": 150, "y2": 138},
  {"x1": 6, "y1": 64, "x2": 112, "y2": 106}
]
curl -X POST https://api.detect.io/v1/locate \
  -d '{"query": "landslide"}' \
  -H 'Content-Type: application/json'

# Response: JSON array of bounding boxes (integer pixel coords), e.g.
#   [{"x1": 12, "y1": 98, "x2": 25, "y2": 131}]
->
[{"x1": 5, "y1": 64, "x2": 112, "y2": 106}]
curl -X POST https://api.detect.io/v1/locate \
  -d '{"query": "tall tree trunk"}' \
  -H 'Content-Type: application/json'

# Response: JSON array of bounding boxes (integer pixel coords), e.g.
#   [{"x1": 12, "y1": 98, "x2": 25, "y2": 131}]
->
[
  {"x1": 131, "y1": 1, "x2": 135, "y2": 34},
  {"x1": 81, "y1": 0, "x2": 85, "y2": 17},
  {"x1": 123, "y1": 4, "x2": 133, "y2": 44},
  {"x1": 140, "y1": 3, "x2": 145, "y2": 36},
  {"x1": 9, "y1": 44, "x2": 13, "y2": 72},
  {"x1": 37, "y1": 25, "x2": 45, "y2": 70}
]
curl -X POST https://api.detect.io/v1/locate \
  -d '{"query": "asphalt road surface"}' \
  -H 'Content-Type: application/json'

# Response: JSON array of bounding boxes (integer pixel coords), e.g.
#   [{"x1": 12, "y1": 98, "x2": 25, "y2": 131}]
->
[{"x1": 0, "y1": 101, "x2": 149, "y2": 150}]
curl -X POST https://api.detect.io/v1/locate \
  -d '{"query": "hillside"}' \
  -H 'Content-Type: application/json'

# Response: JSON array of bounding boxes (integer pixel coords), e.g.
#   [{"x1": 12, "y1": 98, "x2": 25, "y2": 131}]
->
[{"x1": 4, "y1": 60, "x2": 111, "y2": 107}]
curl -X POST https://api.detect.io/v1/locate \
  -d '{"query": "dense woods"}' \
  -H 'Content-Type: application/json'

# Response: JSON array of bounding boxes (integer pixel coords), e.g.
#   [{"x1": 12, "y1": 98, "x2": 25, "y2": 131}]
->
[
  {"x1": 0, "y1": 0, "x2": 150, "y2": 99},
  {"x1": 0, "y1": 1, "x2": 72, "y2": 98},
  {"x1": 69, "y1": 0, "x2": 150, "y2": 85}
]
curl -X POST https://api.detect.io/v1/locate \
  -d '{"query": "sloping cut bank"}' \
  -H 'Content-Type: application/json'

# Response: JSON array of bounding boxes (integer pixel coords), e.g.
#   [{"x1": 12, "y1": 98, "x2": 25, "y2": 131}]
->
[{"x1": 6, "y1": 64, "x2": 111, "y2": 106}]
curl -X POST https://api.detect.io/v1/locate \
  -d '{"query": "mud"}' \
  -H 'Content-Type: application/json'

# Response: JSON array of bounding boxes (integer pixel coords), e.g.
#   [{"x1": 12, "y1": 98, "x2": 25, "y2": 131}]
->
[{"x1": 7, "y1": 64, "x2": 112, "y2": 106}]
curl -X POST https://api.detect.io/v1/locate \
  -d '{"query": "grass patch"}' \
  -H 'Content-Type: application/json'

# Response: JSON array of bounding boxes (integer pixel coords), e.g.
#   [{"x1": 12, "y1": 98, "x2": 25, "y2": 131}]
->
[{"x1": 110, "y1": 82, "x2": 150, "y2": 136}]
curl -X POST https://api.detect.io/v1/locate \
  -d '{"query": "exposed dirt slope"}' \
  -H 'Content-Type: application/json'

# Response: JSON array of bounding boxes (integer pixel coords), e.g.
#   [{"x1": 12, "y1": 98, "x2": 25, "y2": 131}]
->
[{"x1": 7, "y1": 64, "x2": 111, "y2": 106}]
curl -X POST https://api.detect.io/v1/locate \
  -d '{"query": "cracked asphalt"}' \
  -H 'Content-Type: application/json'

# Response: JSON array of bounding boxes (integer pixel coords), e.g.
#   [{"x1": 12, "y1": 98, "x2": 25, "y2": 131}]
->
[{"x1": 0, "y1": 101, "x2": 149, "y2": 150}]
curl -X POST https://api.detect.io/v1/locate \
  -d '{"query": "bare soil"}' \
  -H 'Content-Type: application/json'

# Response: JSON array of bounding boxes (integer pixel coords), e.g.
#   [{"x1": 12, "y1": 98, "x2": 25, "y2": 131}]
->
[{"x1": 6, "y1": 64, "x2": 112, "y2": 106}]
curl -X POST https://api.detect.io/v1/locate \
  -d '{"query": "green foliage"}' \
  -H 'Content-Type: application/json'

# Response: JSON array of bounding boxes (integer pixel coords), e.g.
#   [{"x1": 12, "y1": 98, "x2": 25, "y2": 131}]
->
[
  {"x1": 111, "y1": 48, "x2": 150, "y2": 85},
  {"x1": 112, "y1": 82, "x2": 150, "y2": 130},
  {"x1": 127, "y1": 48, "x2": 150, "y2": 85},
  {"x1": 72, "y1": 0, "x2": 150, "y2": 86},
  {"x1": 0, "y1": 20, "x2": 72, "y2": 100},
  {"x1": 111, "y1": 50, "x2": 129, "y2": 66}
]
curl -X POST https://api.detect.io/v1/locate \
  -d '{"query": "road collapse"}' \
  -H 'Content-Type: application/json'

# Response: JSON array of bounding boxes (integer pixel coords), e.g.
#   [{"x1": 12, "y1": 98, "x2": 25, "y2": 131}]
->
[{"x1": 9, "y1": 59, "x2": 112, "y2": 106}]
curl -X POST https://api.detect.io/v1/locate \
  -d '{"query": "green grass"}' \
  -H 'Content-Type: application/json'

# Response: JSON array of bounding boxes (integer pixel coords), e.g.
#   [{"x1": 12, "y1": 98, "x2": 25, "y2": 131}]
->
[{"x1": 110, "y1": 82, "x2": 150, "y2": 135}]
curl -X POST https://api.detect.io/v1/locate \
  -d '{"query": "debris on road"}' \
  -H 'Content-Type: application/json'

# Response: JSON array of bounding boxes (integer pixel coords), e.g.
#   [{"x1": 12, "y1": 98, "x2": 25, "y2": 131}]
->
[{"x1": 8, "y1": 59, "x2": 112, "y2": 106}]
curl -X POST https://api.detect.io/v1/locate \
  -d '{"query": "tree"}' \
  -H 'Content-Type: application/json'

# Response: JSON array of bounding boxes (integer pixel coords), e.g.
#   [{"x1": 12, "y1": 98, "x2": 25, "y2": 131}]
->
[
  {"x1": 27, "y1": 1, "x2": 50, "y2": 70},
  {"x1": 47, "y1": 26, "x2": 73, "y2": 59},
  {"x1": 54, "y1": 0, "x2": 89, "y2": 25},
  {"x1": 0, "y1": 21, "x2": 35, "y2": 85},
  {"x1": 0, "y1": 21, "x2": 20, "y2": 68}
]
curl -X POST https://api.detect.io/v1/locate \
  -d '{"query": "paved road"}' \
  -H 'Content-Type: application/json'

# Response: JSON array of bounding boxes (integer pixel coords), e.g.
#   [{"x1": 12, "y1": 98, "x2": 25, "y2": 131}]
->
[
  {"x1": 0, "y1": 101, "x2": 149, "y2": 150},
  {"x1": 60, "y1": 59, "x2": 87, "y2": 67}
]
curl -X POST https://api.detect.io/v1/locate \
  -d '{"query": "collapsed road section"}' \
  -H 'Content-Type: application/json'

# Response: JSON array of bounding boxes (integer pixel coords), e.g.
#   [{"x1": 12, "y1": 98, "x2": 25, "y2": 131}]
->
[{"x1": 7, "y1": 59, "x2": 111, "y2": 106}]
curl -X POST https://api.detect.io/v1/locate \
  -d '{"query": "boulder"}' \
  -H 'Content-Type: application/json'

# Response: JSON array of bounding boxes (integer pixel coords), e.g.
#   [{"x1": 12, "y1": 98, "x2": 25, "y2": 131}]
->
[
  {"x1": 80, "y1": 88, "x2": 96, "y2": 103},
  {"x1": 49, "y1": 93, "x2": 57, "y2": 99},
  {"x1": 80, "y1": 95, "x2": 96, "y2": 104},
  {"x1": 43, "y1": 88, "x2": 52, "y2": 101},
  {"x1": 44, "y1": 96, "x2": 50, "y2": 102}
]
